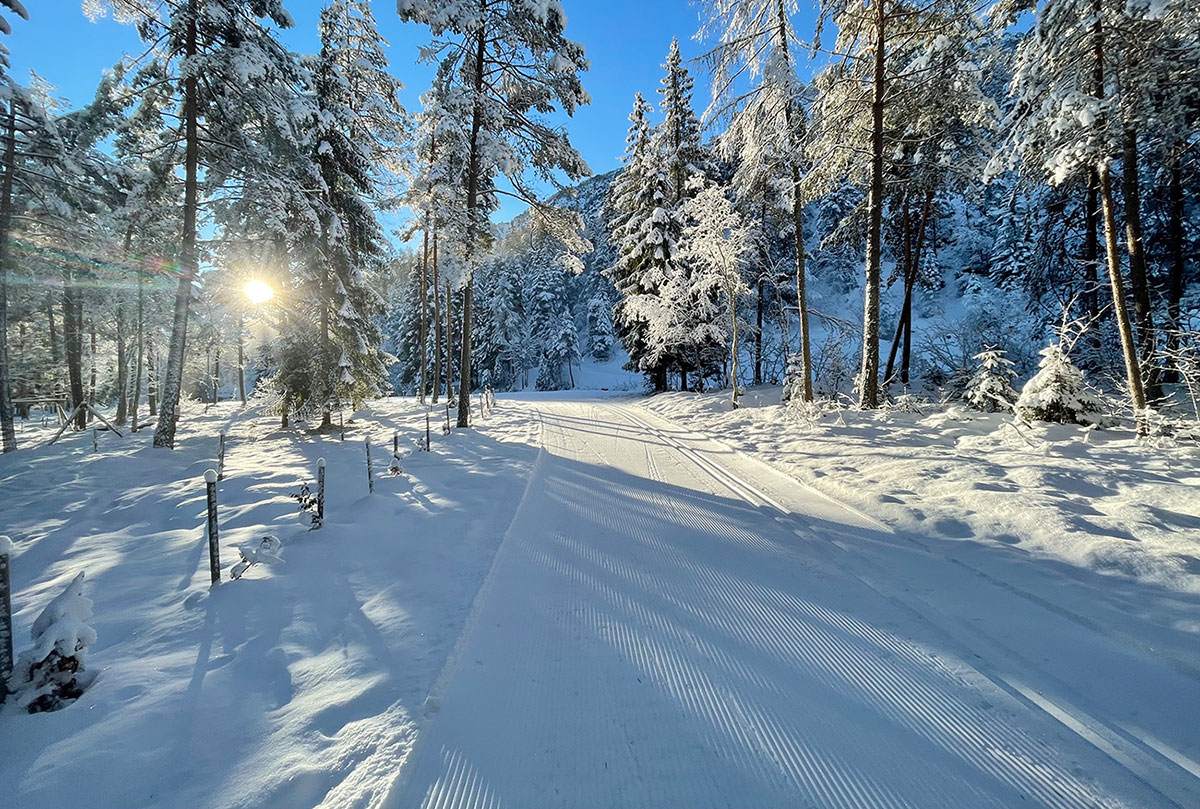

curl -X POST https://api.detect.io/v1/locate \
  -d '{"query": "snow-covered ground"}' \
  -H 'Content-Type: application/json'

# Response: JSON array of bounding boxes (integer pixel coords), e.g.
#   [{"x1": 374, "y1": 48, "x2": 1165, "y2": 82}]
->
[
  {"x1": 0, "y1": 398, "x2": 539, "y2": 809},
  {"x1": 3, "y1": 391, "x2": 1199, "y2": 808},
  {"x1": 640, "y1": 387, "x2": 1200, "y2": 596}
]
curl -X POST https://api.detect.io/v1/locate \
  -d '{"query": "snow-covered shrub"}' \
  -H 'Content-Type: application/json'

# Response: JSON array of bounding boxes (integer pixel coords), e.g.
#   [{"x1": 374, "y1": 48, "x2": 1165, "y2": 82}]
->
[
  {"x1": 964, "y1": 346, "x2": 1018, "y2": 412},
  {"x1": 9, "y1": 572, "x2": 97, "y2": 713},
  {"x1": 1015, "y1": 344, "x2": 1104, "y2": 425},
  {"x1": 291, "y1": 481, "x2": 321, "y2": 528},
  {"x1": 886, "y1": 391, "x2": 931, "y2": 414}
]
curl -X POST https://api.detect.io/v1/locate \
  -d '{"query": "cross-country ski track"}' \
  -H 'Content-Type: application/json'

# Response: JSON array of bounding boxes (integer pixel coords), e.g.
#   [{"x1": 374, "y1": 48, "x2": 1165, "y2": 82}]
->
[{"x1": 383, "y1": 397, "x2": 1200, "y2": 809}]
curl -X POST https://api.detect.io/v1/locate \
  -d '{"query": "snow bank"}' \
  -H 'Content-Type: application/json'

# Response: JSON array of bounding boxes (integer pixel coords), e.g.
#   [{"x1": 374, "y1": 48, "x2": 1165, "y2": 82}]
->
[{"x1": 640, "y1": 387, "x2": 1200, "y2": 595}]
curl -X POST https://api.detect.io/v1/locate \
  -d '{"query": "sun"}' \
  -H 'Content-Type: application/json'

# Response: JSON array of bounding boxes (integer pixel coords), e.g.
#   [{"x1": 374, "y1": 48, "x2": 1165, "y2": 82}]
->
[{"x1": 244, "y1": 279, "x2": 275, "y2": 305}]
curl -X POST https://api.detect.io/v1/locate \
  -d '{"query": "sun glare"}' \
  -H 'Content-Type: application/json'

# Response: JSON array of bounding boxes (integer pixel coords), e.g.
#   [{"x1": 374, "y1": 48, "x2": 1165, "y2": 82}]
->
[{"x1": 244, "y1": 279, "x2": 275, "y2": 305}]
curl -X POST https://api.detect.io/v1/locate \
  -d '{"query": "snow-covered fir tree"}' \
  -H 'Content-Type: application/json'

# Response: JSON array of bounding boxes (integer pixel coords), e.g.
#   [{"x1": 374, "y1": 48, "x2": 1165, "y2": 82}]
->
[
  {"x1": 398, "y1": 0, "x2": 591, "y2": 426},
  {"x1": 1015, "y1": 343, "x2": 1104, "y2": 424},
  {"x1": 964, "y1": 346, "x2": 1019, "y2": 412}
]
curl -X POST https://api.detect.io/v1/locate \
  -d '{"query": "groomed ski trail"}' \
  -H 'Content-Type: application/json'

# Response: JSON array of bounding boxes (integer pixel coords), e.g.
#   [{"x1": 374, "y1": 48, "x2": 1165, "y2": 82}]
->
[{"x1": 385, "y1": 398, "x2": 1200, "y2": 809}]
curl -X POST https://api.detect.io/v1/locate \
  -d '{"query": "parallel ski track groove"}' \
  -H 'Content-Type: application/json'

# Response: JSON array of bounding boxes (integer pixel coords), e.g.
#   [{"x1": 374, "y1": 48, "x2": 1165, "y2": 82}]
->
[{"x1": 613, "y1": 401, "x2": 1198, "y2": 809}]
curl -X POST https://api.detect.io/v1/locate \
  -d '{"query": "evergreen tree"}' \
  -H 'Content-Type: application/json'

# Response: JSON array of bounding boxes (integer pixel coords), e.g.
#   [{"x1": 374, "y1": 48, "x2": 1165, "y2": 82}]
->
[
  {"x1": 398, "y1": 0, "x2": 591, "y2": 426},
  {"x1": 1015, "y1": 343, "x2": 1104, "y2": 424},
  {"x1": 964, "y1": 346, "x2": 1019, "y2": 412}
]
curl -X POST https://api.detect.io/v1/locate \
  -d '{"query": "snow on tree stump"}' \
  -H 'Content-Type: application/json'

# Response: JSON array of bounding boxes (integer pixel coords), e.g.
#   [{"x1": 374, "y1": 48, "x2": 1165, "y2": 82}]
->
[{"x1": 9, "y1": 571, "x2": 97, "y2": 713}]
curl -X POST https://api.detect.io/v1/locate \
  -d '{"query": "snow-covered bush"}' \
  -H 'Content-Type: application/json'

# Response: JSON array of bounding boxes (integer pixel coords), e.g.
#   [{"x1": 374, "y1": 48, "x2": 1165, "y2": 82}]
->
[
  {"x1": 1015, "y1": 344, "x2": 1104, "y2": 425},
  {"x1": 292, "y1": 481, "x2": 321, "y2": 528},
  {"x1": 9, "y1": 572, "x2": 97, "y2": 713},
  {"x1": 964, "y1": 346, "x2": 1018, "y2": 412}
]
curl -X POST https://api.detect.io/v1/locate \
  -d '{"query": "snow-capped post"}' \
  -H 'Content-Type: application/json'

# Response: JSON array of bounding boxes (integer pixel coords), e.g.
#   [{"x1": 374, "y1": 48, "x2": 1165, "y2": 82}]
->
[
  {"x1": 339, "y1": 412, "x2": 345, "y2": 441},
  {"x1": 426, "y1": 414, "x2": 431, "y2": 451},
  {"x1": 0, "y1": 535, "x2": 13, "y2": 700},
  {"x1": 204, "y1": 469, "x2": 220, "y2": 585},
  {"x1": 365, "y1": 440, "x2": 374, "y2": 494},
  {"x1": 217, "y1": 431, "x2": 226, "y2": 481},
  {"x1": 316, "y1": 458, "x2": 326, "y2": 526}
]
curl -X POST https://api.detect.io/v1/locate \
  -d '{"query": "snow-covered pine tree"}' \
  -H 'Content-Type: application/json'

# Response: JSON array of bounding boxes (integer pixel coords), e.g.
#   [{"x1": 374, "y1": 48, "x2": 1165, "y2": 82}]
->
[
  {"x1": 93, "y1": 0, "x2": 301, "y2": 447},
  {"x1": 1015, "y1": 343, "x2": 1103, "y2": 424},
  {"x1": 586, "y1": 294, "x2": 615, "y2": 361},
  {"x1": 536, "y1": 305, "x2": 580, "y2": 391},
  {"x1": 964, "y1": 346, "x2": 1019, "y2": 412},
  {"x1": 611, "y1": 155, "x2": 687, "y2": 390},
  {"x1": 304, "y1": 0, "x2": 407, "y2": 424},
  {"x1": 398, "y1": 0, "x2": 591, "y2": 427},
  {"x1": 679, "y1": 184, "x2": 752, "y2": 408},
  {"x1": 655, "y1": 38, "x2": 709, "y2": 206},
  {"x1": 698, "y1": 0, "x2": 814, "y2": 402}
]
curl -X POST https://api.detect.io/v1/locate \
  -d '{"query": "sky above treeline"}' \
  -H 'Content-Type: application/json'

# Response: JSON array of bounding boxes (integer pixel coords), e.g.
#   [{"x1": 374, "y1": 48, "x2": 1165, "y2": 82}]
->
[{"x1": 8, "y1": 1, "x2": 821, "y2": 223}]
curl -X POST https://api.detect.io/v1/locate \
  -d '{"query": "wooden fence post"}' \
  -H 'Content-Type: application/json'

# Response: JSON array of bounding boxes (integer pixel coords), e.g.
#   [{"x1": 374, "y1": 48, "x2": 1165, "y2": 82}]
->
[
  {"x1": 445, "y1": 402, "x2": 450, "y2": 434},
  {"x1": 0, "y1": 536, "x2": 13, "y2": 702},
  {"x1": 316, "y1": 458, "x2": 326, "y2": 525},
  {"x1": 340, "y1": 412, "x2": 345, "y2": 441},
  {"x1": 365, "y1": 440, "x2": 374, "y2": 494},
  {"x1": 426, "y1": 414, "x2": 431, "y2": 451},
  {"x1": 92, "y1": 428, "x2": 97, "y2": 453},
  {"x1": 204, "y1": 470, "x2": 221, "y2": 585},
  {"x1": 393, "y1": 431, "x2": 398, "y2": 454},
  {"x1": 217, "y1": 431, "x2": 226, "y2": 481}
]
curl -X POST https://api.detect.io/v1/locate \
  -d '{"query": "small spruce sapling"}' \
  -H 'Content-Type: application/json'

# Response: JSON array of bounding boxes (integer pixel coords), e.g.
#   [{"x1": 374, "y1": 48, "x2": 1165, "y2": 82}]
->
[
  {"x1": 965, "y1": 347, "x2": 1019, "y2": 413},
  {"x1": 10, "y1": 572, "x2": 97, "y2": 713},
  {"x1": 1015, "y1": 344, "x2": 1104, "y2": 425}
]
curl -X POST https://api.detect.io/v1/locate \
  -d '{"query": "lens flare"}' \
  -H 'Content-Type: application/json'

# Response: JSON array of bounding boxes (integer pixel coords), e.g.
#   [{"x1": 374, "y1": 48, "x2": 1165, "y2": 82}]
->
[{"x1": 244, "y1": 280, "x2": 275, "y2": 305}]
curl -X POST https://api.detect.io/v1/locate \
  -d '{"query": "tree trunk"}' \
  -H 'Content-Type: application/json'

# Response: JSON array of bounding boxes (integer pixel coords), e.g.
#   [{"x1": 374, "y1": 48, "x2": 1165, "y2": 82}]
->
[
  {"x1": 0, "y1": 100, "x2": 16, "y2": 452},
  {"x1": 132, "y1": 268, "x2": 145, "y2": 429},
  {"x1": 775, "y1": 0, "x2": 811, "y2": 401},
  {"x1": 1098, "y1": 164, "x2": 1147, "y2": 421},
  {"x1": 115, "y1": 305, "x2": 129, "y2": 425},
  {"x1": 147, "y1": 338, "x2": 157, "y2": 416},
  {"x1": 1163, "y1": 154, "x2": 1184, "y2": 383},
  {"x1": 154, "y1": 0, "x2": 199, "y2": 449},
  {"x1": 1083, "y1": 171, "x2": 1101, "y2": 322},
  {"x1": 457, "y1": 22, "x2": 487, "y2": 429},
  {"x1": 212, "y1": 343, "x2": 220, "y2": 405},
  {"x1": 1120, "y1": 127, "x2": 1159, "y2": 402},
  {"x1": 63, "y1": 278, "x2": 86, "y2": 431},
  {"x1": 754, "y1": 276, "x2": 764, "y2": 386},
  {"x1": 237, "y1": 312, "x2": 246, "y2": 404},
  {"x1": 445, "y1": 280, "x2": 454, "y2": 404},
  {"x1": 419, "y1": 220, "x2": 430, "y2": 404},
  {"x1": 319, "y1": 248, "x2": 332, "y2": 428},
  {"x1": 859, "y1": 0, "x2": 887, "y2": 409},
  {"x1": 729, "y1": 281, "x2": 740, "y2": 409},
  {"x1": 432, "y1": 232, "x2": 441, "y2": 405},
  {"x1": 47, "y1": 293, "x2": 59, "y2": 364},
  {"x1": 88, "y1": 322, "x2": 98, "y2": 417}
]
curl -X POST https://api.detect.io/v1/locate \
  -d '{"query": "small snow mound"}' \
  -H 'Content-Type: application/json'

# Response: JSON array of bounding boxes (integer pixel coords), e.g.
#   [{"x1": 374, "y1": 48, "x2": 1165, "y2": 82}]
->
[{"x1": 9, "y1": 572, "x2": 97, "y2": 713}]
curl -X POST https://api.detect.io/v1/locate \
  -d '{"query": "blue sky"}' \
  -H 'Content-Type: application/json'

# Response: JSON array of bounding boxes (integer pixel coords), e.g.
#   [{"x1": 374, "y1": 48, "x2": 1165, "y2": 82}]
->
[{"x1": 7, "y1": 1, "x2": 818, "y2": 225}]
